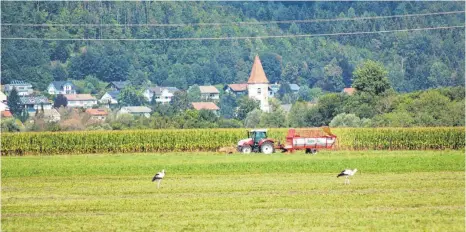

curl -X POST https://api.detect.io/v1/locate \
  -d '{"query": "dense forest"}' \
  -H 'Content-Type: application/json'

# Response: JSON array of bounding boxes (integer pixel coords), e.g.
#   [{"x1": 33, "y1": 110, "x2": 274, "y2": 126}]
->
[{"x1": 2, "y1": 1, "x2": 465, "y2": 92}]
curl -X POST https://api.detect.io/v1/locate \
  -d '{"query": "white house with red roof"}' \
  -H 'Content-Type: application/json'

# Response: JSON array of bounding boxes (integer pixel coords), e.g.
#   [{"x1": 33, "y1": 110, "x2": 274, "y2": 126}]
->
[
  {"x1": 224, "y1": 83, "x2": 248, "y2": 96},
  {"x1": 64, "y1": 94, "x2": 97, "y2": 108},
  {"x1": 199, "y1": 86, "x2": 220, "y2": 101}
]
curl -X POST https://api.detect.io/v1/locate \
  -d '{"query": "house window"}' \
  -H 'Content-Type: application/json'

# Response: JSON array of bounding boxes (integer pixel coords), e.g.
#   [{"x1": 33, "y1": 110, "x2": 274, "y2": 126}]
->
[{"x1": 257, "y1": 88, "x2": 261, "y2": 95}]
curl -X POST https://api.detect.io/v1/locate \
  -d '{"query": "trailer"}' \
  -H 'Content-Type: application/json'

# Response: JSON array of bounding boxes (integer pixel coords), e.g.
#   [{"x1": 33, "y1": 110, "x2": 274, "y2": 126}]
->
[{"x1": 277, "y1": 127, "x2": 337, "y2": 154}]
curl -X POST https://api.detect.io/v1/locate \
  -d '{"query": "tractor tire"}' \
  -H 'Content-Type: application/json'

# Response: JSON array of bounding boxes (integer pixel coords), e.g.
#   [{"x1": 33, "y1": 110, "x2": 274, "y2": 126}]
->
[
  {"x1": 261, "y1": 142, "x2": 274, "y2": 155},
  {"x1": 241, "y1": 145, "x2": 252, "y2": 154}
]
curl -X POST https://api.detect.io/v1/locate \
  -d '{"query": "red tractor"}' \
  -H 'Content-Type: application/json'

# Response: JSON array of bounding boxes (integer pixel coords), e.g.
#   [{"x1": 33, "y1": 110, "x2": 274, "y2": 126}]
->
[{"x1": 237, "y1": 129, "x2": 275, "y2": 154}]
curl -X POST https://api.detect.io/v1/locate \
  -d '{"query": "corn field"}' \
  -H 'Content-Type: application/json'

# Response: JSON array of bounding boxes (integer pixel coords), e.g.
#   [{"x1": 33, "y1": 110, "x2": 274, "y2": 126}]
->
[{"x1": 1, "y1": 127, "x2": 464, "y2": 155}]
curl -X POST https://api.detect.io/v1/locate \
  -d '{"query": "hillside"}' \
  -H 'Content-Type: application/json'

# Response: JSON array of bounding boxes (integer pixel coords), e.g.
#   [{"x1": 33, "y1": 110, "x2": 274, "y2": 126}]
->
[{"x1": 1, "y1": 1, "x2": 464, "y2": 92}]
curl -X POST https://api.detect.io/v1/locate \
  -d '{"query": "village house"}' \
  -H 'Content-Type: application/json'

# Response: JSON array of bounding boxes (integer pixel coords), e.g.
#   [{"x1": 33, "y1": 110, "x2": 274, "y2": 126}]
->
[
  {"x1": 191, "y1": 102, "x2": 220, "y2": 115},
  {"x1": 1, "y1": 110, "x2": 13, "y2": 118},
  {"x1": 247, "y1": 55, "x2": 270, "y2": 112},
  {"x1": 65, "y1": 94, "x2": 97, "y2": 108},
  {"x1": 199, "y1": 86, "x2": 220, "y2": 101},
  {"x1": 99, "y1": 90, "x2": 120, "y2": 106},
  {"x1": 86, "y1": 108, "x2": 108, "y2": 121},
  {"x1": 4, "y1": 80, "x2": 33, "y2": 96},
  {"x1": 268, "y1": 83, "x2": 280, "y2": 98},
  {"x1": 47, "y1": 81, "x2": 77, "y2": 95},
  {"x1": 224, "y1": 84, "x2": 248, "y2": 96},
  {"x1": 118, "y1": 106, "x2": 152, "y2": 118},
  {"x1": 143, "y1": 86, "x2": 179, "y2": 104},
  {"x1": 289, "y1": 84, "x2": 301, "y2": 94},
  {"x1": 107, "y1": 81, "x2": 129, "y2": 91},
  {"x1": 343, "y1": 87, "x2": 356, "y2": 95},
  {"x1": 19, "y1": 95, "x2": 53, "y2": 113}
]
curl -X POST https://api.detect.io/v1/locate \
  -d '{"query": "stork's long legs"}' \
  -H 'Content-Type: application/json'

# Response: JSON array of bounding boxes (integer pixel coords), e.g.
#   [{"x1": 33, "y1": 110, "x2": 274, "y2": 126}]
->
[{"x1": 157, "y1": 180, "x2": 162, "y2": 189}]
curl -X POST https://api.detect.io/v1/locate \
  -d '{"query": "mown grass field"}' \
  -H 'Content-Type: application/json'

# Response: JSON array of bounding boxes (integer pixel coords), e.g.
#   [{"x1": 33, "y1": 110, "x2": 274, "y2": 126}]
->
[{"x1": 2, "y1": 150, "x2": 464, "y2": 231}]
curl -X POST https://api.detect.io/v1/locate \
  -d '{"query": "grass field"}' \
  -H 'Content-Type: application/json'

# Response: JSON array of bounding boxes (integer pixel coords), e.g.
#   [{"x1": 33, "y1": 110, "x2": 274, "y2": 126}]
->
[{"x1": 2, "y1": 150, "x2": 464, "y2": 231}]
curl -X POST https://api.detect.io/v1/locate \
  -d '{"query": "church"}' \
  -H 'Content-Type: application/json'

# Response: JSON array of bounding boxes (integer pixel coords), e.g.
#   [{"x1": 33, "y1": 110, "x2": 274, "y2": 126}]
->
[
  {"x1": 247, "y1": 55, "x2": 270, "y2": 112},
  {"x1": 224, "y1": 55, "x2": 271, "y2": 112}
]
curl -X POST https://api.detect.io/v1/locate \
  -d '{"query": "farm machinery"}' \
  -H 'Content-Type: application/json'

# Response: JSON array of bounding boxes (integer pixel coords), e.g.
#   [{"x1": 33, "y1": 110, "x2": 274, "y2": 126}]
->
[{"x1": 237, "y1": 127, "x2": 337, "y2": 154}]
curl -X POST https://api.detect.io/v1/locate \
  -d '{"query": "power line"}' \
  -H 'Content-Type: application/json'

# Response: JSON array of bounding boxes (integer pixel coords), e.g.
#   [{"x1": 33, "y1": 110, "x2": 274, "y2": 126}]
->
[
  {"x1": 2, "y1": 25, "x2": 464, "y2": 41},
  {"x1": 2, "y1": 10, "x2": 464, "y2": 28}
]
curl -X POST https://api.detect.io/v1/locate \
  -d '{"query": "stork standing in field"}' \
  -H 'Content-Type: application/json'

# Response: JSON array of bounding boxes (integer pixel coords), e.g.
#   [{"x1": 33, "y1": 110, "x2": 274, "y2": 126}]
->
[
  {"x1": 337, "y1": 169, "x2": 358, "y2": 185},
  {"x1": 152, "y1": 169, "x2": 165, "y2": 189}
]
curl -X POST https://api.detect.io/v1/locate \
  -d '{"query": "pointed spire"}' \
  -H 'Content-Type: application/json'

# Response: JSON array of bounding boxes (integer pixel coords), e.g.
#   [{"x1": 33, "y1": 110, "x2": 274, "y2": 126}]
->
[{"x1": 247, "y1": 55, "x2": 269, "y2": 84}]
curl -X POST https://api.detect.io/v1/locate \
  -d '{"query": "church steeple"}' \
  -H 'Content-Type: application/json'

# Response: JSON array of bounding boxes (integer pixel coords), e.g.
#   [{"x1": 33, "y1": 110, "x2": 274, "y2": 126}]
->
[{"x1": 247, "y1": 55, "x2": 269, "y2": 84}]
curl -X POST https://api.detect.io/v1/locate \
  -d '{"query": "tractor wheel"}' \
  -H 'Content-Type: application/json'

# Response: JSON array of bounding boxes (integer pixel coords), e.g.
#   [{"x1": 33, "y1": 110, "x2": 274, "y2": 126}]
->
[
  {"x1": 241, "y1": 146, "x2": 252, "y2": 154},
  {"x1": 261, "y1": 142, "x2": 274, "y2": 155}
]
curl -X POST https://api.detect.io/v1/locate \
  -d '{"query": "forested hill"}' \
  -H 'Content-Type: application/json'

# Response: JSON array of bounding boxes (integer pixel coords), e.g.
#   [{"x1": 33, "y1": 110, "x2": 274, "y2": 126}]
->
[{"x1": 2, "y1": 1, "x2": 464, "y2": 92}]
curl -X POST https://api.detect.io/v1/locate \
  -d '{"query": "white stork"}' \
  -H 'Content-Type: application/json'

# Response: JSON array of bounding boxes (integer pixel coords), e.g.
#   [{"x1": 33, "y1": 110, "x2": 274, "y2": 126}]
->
[
  {"x1": 152, "y1": 169, "x2": 165, "y2": 189},
  {"x1": 337, "y1": 168, "x2": 358, "y2": 185}
]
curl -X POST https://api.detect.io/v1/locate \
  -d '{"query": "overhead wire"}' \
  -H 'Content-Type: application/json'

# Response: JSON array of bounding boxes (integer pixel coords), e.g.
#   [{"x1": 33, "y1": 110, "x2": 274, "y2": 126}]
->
[
  {"x1": 2, "y1": 25, "x2": 464, "y2": 41},
  {"x1": 1, "y1": 10, "x2": 464, "y2": 27}
]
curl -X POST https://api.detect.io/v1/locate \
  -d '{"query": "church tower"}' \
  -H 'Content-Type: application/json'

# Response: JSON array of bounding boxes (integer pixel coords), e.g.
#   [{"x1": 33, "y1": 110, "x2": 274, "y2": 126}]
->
[{"x1": 247, "y1": 55, "x2": 270, "y2": 112}]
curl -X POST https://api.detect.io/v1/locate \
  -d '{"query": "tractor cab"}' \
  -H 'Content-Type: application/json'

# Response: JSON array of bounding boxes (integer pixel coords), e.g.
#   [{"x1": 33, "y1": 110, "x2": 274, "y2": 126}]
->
[
  {"x1": 237, "y1": 129, "x2": 275, "y2": 154},
  {"x1": 248, "y1": 129, "x2": 268, "y2": 145}
]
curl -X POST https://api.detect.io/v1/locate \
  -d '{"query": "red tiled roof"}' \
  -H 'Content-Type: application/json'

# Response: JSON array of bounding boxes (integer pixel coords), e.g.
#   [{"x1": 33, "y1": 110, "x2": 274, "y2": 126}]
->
[
  {"x1": 65, "y1": 94, "x2": 96, "y2": 101},
  {"x1": 247, "y1": 55, "x2": 269, "y2": 84},
  {"x1": 192, "y1": 102, "x2": 220, "y2": 111},
  {"x1": 343, "y1": 88, "x2": 356, "y2": 95},
  {"x1": 199, "y1": 86, "x2": 219, "y2": 94},
  {"x1": 227, "y1": 83, "x2": 248, "y2": 92},
  {"x1": 1, "y1": 110, "x2": 13, "y2": 117},
  {"x1": 86, "y1": 108, "x2": 108, "y2": 116}
]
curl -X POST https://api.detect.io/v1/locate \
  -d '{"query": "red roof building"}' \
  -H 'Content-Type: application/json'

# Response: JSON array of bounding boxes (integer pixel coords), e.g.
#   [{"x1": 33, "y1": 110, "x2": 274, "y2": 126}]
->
[
  {"x1": 191, "y1": 102, "x2": 220, "y2": 111},
  {"x1": 86, "y1": 108, "x2": 108, "y2": 121},
  {"x1": 343, "y1": 88, "x2": 356, "y2": 95},
  {"x1": 1, "y1": 110, "x2": 13, "y2": 118}
]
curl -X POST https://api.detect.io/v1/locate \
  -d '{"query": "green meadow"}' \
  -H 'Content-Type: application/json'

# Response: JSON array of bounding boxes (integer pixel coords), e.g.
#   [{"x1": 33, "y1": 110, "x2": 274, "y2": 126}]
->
[{"x1": 2, "y1": 150, "x2": 464, "y2": 231}]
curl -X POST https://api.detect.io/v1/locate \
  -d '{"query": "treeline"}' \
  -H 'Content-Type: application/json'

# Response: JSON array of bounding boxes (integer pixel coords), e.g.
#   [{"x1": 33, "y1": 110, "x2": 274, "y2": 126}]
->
[{"x1": 1, "y1": 1, "x2": 464, "y2": 92}]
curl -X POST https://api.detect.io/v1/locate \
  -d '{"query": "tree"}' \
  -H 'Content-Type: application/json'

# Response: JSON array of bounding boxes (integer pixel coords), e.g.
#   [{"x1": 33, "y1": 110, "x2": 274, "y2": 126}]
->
[
  {"x1": 353, "y1": 60, "x2": 391, "y2": 96},
  {"x1": 54, "y1": 94, "x2": 68, "y2": 108},
  {"x1": 329, "y1": 113, "x2": 362, "y2": 127},
  {"x1": 244, "y1": 109, "x2": 262, "y2": 128},
  {"x1": 288, "y1": 102, "x2": 309, "y2": 127},
  {"x1": 236, "y1": 96, "x2": 260, "y2": 120},
  {"x1": 19, "y1": 108, "x2": 29, "y2": 123},
  {"x1": 187, "y1": 85, "x2": 201, "y2": 102},
  {"x1": 277, "y1": 83, "x2": 292, "y2": 99},
  {"x1": 219, "y1": 93, "x2": 237, "y2": 119},
  {"x1": 1, "y1": 118, "x2": 21, "y2": 132},
  {"x1": 171, "y1": 91, "x2": 190, "y2": 112},
  {"x1": 316, "y1": 93, "x2": 347, "y2": 125},
  {"x1": 129, "y1": 70, "x2": 150, "y2": 87},
  {"x1": 428, "y1": 61, "x2": 452, "y2": 88},
  {"x1": 7, "y1": 88, "x2": 22, "y2": 117},
  {"x1": 281, "y1": 63, "x2": 300, "y2": 84},
  {"x1": 316, "y1": 58, "x2": 344, "y2": 92},
  {"x1": 118, "y1": 87, "x2": 146, "y2": 106}
]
